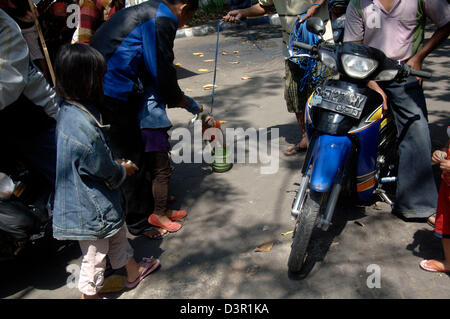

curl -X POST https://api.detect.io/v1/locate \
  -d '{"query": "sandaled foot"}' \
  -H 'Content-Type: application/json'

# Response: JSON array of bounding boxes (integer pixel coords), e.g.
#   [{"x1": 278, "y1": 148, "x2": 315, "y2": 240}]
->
[
  {"x1": 284, "y1": 144, "x2": 306, "y2": 156},
  {"x1": 284, "y1": 135, "x2": 308, "y2": 156},
  {"x1": 143, "y1": 227, "x2": 168, "y2": 239},
  {"x1": 420, "y1": 259, "x2": 450, "y2": 273},
  {"x1": 148, "y1": 214, "x2": 182, "y2": 232},
  {"x1": 165, "y1": 210, "x2": 187, "y2": 221},
  {"x1": 124, "y1": 257, "x2": 160, "y2": 289}
]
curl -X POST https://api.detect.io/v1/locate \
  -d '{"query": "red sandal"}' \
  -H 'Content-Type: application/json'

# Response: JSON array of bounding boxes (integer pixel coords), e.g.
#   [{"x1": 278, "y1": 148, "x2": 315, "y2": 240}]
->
[
  {"x1": 148, "y1": 214, "x2": 182, "y2": 232},
  {"x1": 167, "y1": 210, "x2": 187, "y2": 221},
  {"x1": 420, "y1": 260, "x2": 450, "y2": 273}
]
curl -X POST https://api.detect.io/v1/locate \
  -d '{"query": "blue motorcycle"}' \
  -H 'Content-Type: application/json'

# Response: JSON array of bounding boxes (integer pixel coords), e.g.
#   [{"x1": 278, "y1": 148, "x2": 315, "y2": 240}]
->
[{"x1": 287, "y1": 18, "x2": 431, "y2": 273}]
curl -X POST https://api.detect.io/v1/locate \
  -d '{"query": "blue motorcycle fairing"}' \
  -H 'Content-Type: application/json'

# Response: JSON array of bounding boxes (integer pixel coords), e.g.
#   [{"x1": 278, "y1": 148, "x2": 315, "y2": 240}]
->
[{"x1": 308, "y1": 135, "x2": 352, "y2": 193}]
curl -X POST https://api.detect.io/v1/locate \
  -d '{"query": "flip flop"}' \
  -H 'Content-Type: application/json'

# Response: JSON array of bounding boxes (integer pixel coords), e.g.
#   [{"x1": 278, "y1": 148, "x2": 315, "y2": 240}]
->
[
  {"x1": 167, "y1": 210, "x2": 187, "y2": 221},
  {"x1": 124, "y1": 257, "x2": 160, "y2": 289},
  {"x1": 148, "y1": 214, "x2": 182, "y2": 232},
  {"x1": 419, "y1": 260, "x2": 450, "y2": 273}
]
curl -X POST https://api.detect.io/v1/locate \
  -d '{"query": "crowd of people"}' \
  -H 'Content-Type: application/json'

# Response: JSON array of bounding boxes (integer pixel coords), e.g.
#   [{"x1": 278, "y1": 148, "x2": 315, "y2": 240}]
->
[{"x1": 0, "y1": 0, "x2": 449, "y2": 298}]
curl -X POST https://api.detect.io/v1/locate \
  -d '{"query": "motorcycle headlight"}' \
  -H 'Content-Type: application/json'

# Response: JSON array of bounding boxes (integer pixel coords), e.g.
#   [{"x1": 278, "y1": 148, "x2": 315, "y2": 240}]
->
[
  {"x1": 320, "y1": 51, "x2": 337, "y2": 70},
  {"x1": 374, "y1": 69, "x2": 398, "y2": 81},
  {"x1": 341, "y1": 54, "x2": 379, "y2": 79}
]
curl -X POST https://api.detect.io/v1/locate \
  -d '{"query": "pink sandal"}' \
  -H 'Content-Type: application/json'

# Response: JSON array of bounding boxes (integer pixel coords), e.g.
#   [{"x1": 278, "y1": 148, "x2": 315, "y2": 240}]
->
[
  {"x1": 419, "y1": 260, "x2": 450, "y2": 273},
  {"x1": 124, "y1": 257, "x2": 160, "y2": 289}
]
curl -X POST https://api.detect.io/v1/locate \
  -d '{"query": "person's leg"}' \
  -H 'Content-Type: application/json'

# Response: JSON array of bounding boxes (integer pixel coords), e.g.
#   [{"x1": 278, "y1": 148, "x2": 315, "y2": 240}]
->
[
  {"x1": 147, "y1": 152, "x2": 182, "y2": 232},
  {"x1": 78, "y1": 239, "x2": 109, "y2": 299},
  {"x1": 284, "y1": 60, "x2": 307, "y2": 155},
  {"x1": 382, "y1": 77, "x2": 438, "y2": 219},
  {"x1": 102, "y1": 96, "x2": 156, "y2": 235},
  {"x1": 107, "y1": 226, "x2": 160, "y2": 287}
]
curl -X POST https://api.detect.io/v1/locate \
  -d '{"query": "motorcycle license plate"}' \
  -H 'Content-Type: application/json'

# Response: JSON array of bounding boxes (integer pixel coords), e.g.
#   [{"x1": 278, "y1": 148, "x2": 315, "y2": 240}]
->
[{"x1": 311, "y1": 86, "x2": 367, "y2": 119}]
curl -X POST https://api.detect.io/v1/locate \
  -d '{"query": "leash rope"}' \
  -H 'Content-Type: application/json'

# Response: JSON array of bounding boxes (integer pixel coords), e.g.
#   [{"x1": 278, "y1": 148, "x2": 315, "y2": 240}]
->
[{"x1": 209, "y1": 19, "x2": 284, "y2": 115}]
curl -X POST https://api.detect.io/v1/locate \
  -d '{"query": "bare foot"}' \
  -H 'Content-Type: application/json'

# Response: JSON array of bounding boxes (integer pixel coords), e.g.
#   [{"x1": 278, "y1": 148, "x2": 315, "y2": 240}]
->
[
  {"x1": 143, "y1": 228, "x2": 168, "y2": 239},
  {"x1": 126, "y1": 258, "x2": 159, "y2": 284},
  {"x1": 298, "y1": 134, "x2": 308, "y2": 149}
]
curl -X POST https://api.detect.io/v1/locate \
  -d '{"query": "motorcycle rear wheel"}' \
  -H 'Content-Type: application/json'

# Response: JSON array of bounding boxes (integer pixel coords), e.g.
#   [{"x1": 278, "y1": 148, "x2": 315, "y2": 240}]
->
[{"x1": 288, "y1": 190, "x2": 323, "y2": 273}]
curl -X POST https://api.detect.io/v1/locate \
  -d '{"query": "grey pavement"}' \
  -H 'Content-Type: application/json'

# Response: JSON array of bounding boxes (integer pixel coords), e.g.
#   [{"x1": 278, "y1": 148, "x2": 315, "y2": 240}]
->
[{"x1": 1, "y1": 22, "x2": 449, "y2": 299}]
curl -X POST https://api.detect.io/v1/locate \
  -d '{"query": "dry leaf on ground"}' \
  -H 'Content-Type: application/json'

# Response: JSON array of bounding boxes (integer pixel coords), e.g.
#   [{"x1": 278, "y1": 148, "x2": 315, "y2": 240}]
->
[
  {"x1": 198, "y1": 68, "x2": 209, "y2": 72},
  {"x1": 281, "y1": 230, "x2": 293, "y2": 236},
  {"x1": 241, "y1": 76, "x2": 252, "y2": 80},
  {"x1": 203, "y1": 59, "x2": 214, "y2": 62},
  {"x1": 229, "y1": 61, "x2": 240, "y2": 64},
  {"x1": 221, "y1": 51, "x2": 228, "y2": 55},
  {"x1": 254, "y1": 241, "x2": 274, "y2": 252},
  {"x1": 174, "y1": 63, "x2": 181, "y2": 67},
  {"x1": 233, "y1": 50, "x2": 239, "y2": 54},
  {"x1": 193, "y1": 52, "x2": 203, "y2": 56},
  {"x1": 203, "y1": 84, "x2": 217, "y2": 90}
]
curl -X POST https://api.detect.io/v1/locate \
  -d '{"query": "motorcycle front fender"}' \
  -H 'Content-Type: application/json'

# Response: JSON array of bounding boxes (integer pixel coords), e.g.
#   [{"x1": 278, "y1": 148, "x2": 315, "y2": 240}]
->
[{"x1": 308, "y1": 135, "x2": 352, "y2": 193}]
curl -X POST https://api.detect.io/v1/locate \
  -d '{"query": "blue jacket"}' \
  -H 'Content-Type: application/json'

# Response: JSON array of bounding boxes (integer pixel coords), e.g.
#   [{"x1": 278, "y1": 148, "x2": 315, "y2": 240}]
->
[
  {"x1": 138, "y1": 88, "x2": 201, "y2": 129},
  {"x1": 53, "y1": 101, "x2": 127, "y2": 240},
  {"x1": 90, "y1": 0, "x2": 183, "y2": 105}
]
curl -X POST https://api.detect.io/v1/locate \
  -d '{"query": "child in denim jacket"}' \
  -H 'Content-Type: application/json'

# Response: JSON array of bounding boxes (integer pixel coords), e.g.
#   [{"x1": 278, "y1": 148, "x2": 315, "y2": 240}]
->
[{"x1": 53, "y1": 44, "x2": 160, "y2": 298}]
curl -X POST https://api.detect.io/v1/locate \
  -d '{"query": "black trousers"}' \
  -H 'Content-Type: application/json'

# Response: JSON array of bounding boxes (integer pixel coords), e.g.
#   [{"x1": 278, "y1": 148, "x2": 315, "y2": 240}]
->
[{"x1": 102, "y1": 95, "x2": 155, "y2": 235}]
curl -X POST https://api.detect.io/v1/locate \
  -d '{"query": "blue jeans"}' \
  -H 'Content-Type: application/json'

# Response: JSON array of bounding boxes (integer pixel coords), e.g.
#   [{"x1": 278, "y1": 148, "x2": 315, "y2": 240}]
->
[
  {"x1": 230, "y1": 0, "x2": 252, "y2": 10},
  {"x1": 381, "y1": 76, "x2": 438, "y2": 218}
]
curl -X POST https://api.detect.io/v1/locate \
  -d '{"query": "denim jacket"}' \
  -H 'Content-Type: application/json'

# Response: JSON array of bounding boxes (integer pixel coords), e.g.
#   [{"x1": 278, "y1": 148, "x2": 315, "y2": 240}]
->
[{"x1": 53, "y1": 101, "x2": 126, "y2": 240}]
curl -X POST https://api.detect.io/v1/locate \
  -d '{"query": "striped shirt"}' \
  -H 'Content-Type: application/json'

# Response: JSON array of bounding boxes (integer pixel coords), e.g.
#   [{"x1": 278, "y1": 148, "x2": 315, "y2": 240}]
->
[{"x1": 71, "y1": 0, "x2": 124, "y2": 44}]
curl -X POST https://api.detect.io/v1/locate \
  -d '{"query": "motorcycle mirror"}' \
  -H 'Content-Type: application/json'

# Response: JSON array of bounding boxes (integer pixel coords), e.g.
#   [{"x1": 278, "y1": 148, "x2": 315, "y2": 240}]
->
[{"x1": 306, "y1": 17, "x2": 325, "y2": 36}]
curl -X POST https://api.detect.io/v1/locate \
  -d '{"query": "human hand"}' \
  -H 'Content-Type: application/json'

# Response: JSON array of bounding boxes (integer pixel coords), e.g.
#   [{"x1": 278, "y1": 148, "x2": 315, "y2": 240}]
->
[
  {"x1": 120, "y1": 160, "x2": 139, "y2": 176},
  {"x1": 440, "y1": 159, "x2": 450, "y2": 173},
  {"x1": 406, "y1": 55, "x2": 424, "y2": 86},
  {"x1": 298, "y1": 5, "x2": 321, "y2": 23},
  {"x1": 223, "y1": 10, "x2": 243, "y2": 23},
  {"x1": 432, "y1": 150, "x2": 447, "y2": 164}
]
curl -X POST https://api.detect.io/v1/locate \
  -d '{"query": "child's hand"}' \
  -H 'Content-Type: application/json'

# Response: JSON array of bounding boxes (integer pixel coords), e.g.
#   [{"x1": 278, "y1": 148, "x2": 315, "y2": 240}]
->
[
  {"x1": 121, "y1": 160, "x2": 139, "y2": 176},
  {"x1": 440, "y1": 159, "x2": 450, "y2": 173},
  {"x1": 432, "y1": 150, "x2": 447, "y2": 164}
]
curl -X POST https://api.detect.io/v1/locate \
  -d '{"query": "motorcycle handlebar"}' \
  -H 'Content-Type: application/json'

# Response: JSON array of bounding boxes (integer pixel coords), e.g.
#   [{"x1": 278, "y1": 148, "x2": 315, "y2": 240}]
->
[
  {"x1": 409, "y1": 68, "x2": 432, "y2": 79},
  {"x1": 292, "y1": 41, "x2": 314, "y2": 51}
]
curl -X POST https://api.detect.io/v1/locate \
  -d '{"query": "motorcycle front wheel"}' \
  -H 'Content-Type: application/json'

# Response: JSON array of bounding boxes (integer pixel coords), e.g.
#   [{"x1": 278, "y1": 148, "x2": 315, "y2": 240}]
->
[{"x1": 288, "y1": 189, "x2": 323, "y2": 273}]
